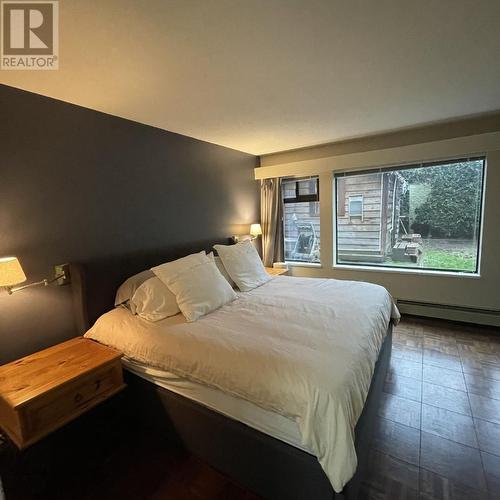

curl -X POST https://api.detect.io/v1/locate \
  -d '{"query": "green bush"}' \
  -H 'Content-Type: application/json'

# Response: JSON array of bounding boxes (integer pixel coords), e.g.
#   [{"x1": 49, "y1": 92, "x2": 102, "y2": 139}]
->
[{"x1": 400, "y1": 161, "x2": 483, "y2": 239}]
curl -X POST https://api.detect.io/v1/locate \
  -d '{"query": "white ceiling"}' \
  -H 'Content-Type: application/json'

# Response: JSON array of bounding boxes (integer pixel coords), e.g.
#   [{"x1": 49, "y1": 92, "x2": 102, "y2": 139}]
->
[{"x1": 2, "y1": 0, "x2": 500, "y2": 155}]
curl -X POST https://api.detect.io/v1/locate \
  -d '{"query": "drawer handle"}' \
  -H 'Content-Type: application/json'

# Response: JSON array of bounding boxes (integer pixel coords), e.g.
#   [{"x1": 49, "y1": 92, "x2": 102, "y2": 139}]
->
[
  {"x1": 94, "y1": 379, "x2": 101, "y2": 391},
  {"x1": 74, "y1": 393, "x2": 83, "y2": 404}
]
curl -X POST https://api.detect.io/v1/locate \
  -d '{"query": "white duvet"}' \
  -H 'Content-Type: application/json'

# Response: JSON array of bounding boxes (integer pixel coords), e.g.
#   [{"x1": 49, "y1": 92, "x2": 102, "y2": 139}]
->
[{"x1": 85, "y1": 276, "x2": 399, "y2": 492}]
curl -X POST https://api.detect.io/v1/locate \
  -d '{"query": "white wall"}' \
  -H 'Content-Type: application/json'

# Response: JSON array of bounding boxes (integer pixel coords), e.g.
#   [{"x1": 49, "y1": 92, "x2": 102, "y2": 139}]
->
[{"x1": 256, "y1": 132, "x2": 500, "y2": 326}]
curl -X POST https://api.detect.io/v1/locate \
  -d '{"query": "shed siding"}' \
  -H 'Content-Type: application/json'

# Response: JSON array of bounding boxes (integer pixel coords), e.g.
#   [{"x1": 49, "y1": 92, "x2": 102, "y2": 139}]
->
[{"x1": 337, "y1": 173, "x2": 382, "y2": 252}]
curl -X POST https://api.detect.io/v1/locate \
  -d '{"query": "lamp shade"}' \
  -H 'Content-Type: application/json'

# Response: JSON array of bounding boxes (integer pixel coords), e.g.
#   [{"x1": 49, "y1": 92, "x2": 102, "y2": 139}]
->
[
  {"x1": 250, "y1": 223, "x2": 262, "y2": 237},
  {"x1": 0, "y1": 257, "x2": 27, "y2": 287}
]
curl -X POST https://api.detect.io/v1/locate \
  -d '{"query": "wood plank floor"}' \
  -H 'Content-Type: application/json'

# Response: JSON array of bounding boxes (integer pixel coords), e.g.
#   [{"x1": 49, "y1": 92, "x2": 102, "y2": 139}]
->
[{"x1": 1, "y1": 315, "x2": 499, "y2": 499}]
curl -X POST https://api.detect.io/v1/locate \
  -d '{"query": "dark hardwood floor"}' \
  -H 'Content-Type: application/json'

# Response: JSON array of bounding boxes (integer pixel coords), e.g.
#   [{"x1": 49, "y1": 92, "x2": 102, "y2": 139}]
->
[
  {"x1": 1, "y1": 315, "x2": 499, "y2": 500},
  {"x1": 360, "y1": 316, "x2": 500, "y2": 500}
]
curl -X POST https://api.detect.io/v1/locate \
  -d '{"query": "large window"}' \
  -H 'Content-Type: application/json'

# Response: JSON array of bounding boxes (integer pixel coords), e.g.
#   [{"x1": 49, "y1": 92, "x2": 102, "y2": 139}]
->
[
  {"x1": 282, "y1": 177, "x2": 320, "y2": 263},
  {"x1": 334, "y1": 157, "x2": 485, "y2": 274}
]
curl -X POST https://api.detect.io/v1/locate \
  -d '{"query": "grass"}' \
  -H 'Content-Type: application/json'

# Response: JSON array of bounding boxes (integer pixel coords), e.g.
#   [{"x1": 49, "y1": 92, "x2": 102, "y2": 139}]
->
[
  {"x1": 384, "y1": 243, "x2": 477, "y2": 272},
  {"x1": 343, "y1": 239, "x2": 478, "y2": 273},
  {"x1": 422, "y1": 250, "x2": 476, "y2": 272}
]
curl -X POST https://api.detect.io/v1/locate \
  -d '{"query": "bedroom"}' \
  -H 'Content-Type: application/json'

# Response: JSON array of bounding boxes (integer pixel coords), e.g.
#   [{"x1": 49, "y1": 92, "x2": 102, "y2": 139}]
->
[{"x1": 0, "y1": 1, "x2": 499, "y2": 499}]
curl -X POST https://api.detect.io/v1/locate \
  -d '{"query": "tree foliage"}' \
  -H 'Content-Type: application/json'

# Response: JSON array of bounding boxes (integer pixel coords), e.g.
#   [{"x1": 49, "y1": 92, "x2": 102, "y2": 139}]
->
[{"x1": 400, "y1": 161, "x2": 483, "y2": 239}]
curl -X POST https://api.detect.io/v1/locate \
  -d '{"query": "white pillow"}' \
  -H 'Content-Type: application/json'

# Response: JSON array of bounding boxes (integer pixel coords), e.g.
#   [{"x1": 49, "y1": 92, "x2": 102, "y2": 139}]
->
[
  {"x1": 115, "y1": 269, "x2": 155, "y2": 306},
  {"x1": 213, "y1": 240, "x2": 271, "y2": 292},
  {"x1": 215, "y1": 256, "x2": 236, "y2": 288},
  {"x1": 131, "y1": 277, "x2": 180, "y2": 321},
  {"x1": 207, "y1": 252, "x2": 236, "y2": 288},
  {"x1": 151, "y1": 251, "x2": 209, "y2": 283},
  {"x1": 157, "y1": 260, "x2": 237, "y2": 322}
]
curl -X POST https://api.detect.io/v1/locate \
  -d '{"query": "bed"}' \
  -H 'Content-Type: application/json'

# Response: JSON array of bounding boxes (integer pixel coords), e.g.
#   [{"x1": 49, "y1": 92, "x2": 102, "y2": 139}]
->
[{"x1": 70, "y1": 243, "x2": 398, "y2": 500}]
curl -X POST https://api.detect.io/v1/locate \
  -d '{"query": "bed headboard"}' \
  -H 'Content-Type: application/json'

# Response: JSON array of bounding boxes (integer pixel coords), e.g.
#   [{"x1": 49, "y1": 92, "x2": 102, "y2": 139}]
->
[{"x1": 70, "y1": 238, "x2": 232, "y2": 335}]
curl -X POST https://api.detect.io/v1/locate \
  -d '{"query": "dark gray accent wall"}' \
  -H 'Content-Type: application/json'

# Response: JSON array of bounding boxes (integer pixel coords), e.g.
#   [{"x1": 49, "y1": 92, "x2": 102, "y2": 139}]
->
[{"x1": 0, "y1": 84, "x2": 259, "y2": 364}]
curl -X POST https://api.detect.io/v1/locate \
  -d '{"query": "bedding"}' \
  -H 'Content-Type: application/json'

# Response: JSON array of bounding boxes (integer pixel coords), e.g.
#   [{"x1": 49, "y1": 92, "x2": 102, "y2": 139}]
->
[
  {"x1": 85, "y1": 276, "x2": 399, "y2": 492},
  {"x1": 160, "y1": 260, "x2": 237, "y2": 321},
  {"x1": 214, "y1": 256, "x2": 236, "y2": 287},
  {"x1": 114, "y1": 269, "x2": 154, "y2": 306},
  {"x1": 213, "y1": 240, "x2": 271, "y2": 291},
  {"x1": 151, "y1": 250, "x2": 208, "y2": 281},
  {"x1": 131, "y1": 277, "x2": 180, "y2": 321},
  {"x1": 123, "y1": 357, "x2": 309, "y2": 452}
]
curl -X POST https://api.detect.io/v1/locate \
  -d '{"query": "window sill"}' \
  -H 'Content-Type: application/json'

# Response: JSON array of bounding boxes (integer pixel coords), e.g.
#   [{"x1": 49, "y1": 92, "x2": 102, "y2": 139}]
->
[
  {"x1": 333, "y1": 263, "x2": 480, "y2": 279},
  {"x1": 285, "y1": 261, "x2": 322, "y2": 269}
]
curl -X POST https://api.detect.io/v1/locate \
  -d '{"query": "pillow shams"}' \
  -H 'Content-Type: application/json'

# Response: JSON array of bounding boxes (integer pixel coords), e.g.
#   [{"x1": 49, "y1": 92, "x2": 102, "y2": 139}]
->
[
  {"x1": 207, "y1": 252, "x2": 236, "y2": 288},
  {"x1": 215, "y1": 256, "x2": 236, "y2": 288},
  {"x1": 157, "y1": 260, "x2": 237, "y2": 322},
  {"x1": 213, "y1": 240, "x2": 271, "y2": 292},
  {"x1": 151, "y1": 251, "x2": 208, "y2": 283},
  {"x1": 131, "y1": 277, "x2": 180, "y2": 321},
  {"x1": 115, "y1": 269, "x2": 155, "y2": 306}
]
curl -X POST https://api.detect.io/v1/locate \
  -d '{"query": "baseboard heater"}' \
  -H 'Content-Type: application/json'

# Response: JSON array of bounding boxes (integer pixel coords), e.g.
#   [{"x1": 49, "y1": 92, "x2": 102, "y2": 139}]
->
[{"x1": 396, "y1": 299, "x2": 500, "y2": 327}]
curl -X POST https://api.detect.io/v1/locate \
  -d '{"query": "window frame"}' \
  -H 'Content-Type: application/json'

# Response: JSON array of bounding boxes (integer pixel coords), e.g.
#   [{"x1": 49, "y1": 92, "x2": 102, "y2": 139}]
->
[
  {"x1": 282, "y1": 176, "x2": 321, "y2": 265},
  {"x1": 348, "y1": 194, "x2": 364, "y2": 219},
  {"x1": 333, "y1": 156, "x2": 487, "y2": 276},
  {"x1": 283, "y1": 177, "x2": 320, "y2": 204}
]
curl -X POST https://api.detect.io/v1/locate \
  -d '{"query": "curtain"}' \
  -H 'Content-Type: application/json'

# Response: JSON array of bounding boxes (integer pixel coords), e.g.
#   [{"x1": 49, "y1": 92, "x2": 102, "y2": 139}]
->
[{"x1": 261, "y1": 178, "x2": 284, "y2": 267}]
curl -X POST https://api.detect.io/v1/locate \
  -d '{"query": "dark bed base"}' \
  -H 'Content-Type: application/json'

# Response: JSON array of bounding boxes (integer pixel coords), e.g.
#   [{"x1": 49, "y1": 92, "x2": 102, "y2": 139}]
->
[
  {"x1": 70, "y1": 252, "x2": 392, "y2": 500},
  {"x1": 124, "y1": 327, "x2": 392, "y2": 500}
]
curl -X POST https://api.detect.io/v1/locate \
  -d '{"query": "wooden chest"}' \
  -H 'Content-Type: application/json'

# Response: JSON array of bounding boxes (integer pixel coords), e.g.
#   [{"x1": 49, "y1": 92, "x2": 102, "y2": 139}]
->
[{"x1": 0, "y1": 337, "x2": 125, "y2": 449}]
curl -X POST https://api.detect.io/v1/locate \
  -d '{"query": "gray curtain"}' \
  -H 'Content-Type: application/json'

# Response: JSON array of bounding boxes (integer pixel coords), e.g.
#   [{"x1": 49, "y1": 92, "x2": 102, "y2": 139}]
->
[{"x1": 261, "y1": 178, "x2": 284, "y2": 267}]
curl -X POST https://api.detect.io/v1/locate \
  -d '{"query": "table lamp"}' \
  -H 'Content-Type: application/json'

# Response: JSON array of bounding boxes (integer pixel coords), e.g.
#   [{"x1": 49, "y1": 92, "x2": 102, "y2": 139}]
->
[{"x1": 250, "y1": 223, "x2": 262, "y2": 240}]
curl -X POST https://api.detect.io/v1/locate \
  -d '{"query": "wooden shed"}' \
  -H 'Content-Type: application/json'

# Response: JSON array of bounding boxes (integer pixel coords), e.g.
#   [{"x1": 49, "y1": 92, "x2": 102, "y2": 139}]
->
[{"x1": 336, "y1": 171, "x2": 403, "y2": 263}]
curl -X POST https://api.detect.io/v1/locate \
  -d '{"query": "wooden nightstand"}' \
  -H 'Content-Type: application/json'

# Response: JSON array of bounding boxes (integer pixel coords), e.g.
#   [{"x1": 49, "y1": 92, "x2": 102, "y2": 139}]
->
[
  {"x1": 0, "y1": 337, "x2": 125, "y2": 449},
  {"x1": 265, "y1": 267, "x2": 289, "y2": 276}
]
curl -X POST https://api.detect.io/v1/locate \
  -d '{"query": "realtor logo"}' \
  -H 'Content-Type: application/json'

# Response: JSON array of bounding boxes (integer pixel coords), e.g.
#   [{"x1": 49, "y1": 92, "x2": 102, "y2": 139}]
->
[{"x1": 1, "y1": 1, "x2": 58, "y2": 69}]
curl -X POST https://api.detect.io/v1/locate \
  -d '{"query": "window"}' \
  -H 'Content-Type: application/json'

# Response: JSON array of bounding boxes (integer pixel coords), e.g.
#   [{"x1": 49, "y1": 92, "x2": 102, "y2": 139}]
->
[
  {"x1": 334, "y1": 157, "x2": 485, "y2": 274},
  {"x1": 282, "y1": 177, "x2": 320, "y2": 263},
  {"x1": 348, "y1": 195, "x2": 363, "y2": 218}
]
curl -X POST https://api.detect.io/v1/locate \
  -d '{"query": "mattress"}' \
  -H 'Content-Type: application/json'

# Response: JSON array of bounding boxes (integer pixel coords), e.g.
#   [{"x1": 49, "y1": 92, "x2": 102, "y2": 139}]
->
[
  {"x1": 122, "y1": 357, "x2": 310, "y2": 452},
  {"x1": 86, "y1": 275, "x2": 399, "y2": 492}
]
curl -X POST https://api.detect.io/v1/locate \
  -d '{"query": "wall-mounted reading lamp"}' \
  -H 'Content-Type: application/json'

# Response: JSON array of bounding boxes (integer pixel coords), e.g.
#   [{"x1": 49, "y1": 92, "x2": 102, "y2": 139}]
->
[{"x1": 0, "y1": 257, "x2": 70, "y2": 294}]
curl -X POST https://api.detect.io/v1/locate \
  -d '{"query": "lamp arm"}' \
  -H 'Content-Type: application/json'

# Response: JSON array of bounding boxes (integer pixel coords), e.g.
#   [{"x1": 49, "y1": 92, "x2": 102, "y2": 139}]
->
[{"x1": 6, "y1": 273, "x2": 66, "y2": 295}]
